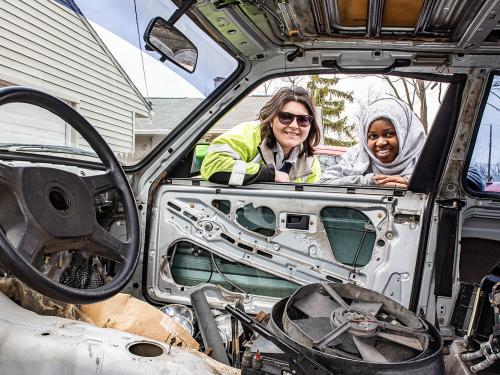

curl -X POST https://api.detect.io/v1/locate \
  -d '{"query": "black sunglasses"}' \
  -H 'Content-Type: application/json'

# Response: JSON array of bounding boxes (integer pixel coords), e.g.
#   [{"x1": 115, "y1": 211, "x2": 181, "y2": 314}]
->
[{"x1": 277, "y1": 111, "x2": 312, "y2": 128}]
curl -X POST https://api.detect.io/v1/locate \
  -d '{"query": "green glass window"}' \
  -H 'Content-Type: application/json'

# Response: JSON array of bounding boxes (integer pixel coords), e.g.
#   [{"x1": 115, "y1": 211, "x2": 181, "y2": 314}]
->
[
  {"x1": 236, "y1": 203, "x2": 276, "y2": 237},
  {"x1": 321, "y1": 207, "x2": 376, "y2": 267},
  {"x1": 168, "y1": 242, "x2": 298, "y2": 298}
]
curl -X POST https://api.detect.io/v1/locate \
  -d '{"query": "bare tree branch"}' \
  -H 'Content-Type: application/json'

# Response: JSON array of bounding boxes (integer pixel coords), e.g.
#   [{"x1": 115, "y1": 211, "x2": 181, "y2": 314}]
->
[
  {"x1": 262, "y1": 81, "x2": 272, "y2": 95},
  {"x1": 402, "y1": 79, "x2": 413, "y2": 110},
  {"x1": 382, "y1": 76, "x2": 403, "y2": 101},
  {"x1": 281, "y1": 76, "x2": 305, "y2": 88},
  {"x1": 416, "y1": 80, "x2": 428, "y2": 134}
]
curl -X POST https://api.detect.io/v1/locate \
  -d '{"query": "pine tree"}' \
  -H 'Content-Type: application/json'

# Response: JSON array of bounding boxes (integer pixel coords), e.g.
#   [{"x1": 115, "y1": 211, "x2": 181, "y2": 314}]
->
[{"x1": 307, "y1": 75, "x2": 355, "y2": 146}]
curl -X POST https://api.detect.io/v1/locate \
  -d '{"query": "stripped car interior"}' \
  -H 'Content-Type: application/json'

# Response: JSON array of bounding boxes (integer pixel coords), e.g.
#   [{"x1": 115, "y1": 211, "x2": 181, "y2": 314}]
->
[{"x1": 1, "y1": 0, "x2": 500, "y2": 374}]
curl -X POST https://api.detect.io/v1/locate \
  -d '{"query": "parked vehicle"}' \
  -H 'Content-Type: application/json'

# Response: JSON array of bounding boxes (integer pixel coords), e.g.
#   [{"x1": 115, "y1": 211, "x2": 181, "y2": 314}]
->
[
  {"x1": 486, "y1": 181, "x2": 500, "y2": 193},
  {"x1": 1, "y1": 1, "x2": 500, "y2": 374}
]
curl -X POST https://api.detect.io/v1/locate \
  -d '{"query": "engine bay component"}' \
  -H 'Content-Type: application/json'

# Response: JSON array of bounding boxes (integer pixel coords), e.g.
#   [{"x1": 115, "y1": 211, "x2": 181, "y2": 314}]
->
[
  {"x1": 268, "y1": 283, "x2": 444, "y2": 374},
  {"x1": 225, "y1": 304, "x2": 330, "y2": 375},
  {"x1": 191, "y1": 287, "x2": 230, "y2": 365},
  {"x1": 461, "y1": 282, "x2": 500, "y2": 373},
  {"x1": 160, "y1": 304, "x2": 195, "y2": 335}
]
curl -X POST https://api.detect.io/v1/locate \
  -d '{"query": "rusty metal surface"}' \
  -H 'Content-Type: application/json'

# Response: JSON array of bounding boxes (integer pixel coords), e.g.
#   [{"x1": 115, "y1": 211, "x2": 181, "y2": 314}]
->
[
  {"x1": 438, "y1": 69, "x2": 488, "y2": 201},
  {"x1": 444, "y1": 339, "x2": 473, "y2": 375}
]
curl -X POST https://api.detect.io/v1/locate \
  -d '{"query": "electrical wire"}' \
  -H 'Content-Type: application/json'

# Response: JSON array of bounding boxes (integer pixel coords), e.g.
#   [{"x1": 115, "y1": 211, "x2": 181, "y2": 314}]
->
[
  {"x1": 209, "y1": 253, "x2": 246, "y2": 294},
  {"x1": 133, "y1": 0, "x2": 150, "y2": 98},
  {"x1": 205, "y1": 249, "x2": 214, "y2": 284}
]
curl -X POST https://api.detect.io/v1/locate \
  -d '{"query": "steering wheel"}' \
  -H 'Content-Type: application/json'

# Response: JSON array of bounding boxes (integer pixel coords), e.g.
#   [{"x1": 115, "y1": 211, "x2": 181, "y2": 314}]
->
[{"x1": 0, "y1": 87, "x2": 140, "y2": 304}]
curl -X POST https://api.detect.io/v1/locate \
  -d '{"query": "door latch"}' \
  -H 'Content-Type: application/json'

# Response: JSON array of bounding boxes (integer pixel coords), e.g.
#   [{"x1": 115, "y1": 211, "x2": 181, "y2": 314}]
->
[{"x1": 286, "y1": 214, "x2": 310, "y2": 230}]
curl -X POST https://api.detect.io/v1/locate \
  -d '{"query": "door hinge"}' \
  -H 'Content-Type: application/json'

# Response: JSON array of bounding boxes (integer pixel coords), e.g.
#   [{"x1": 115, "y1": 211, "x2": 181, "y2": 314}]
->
[{"x1": 436, "y1": 198, "x2": 466, "y2": 209}]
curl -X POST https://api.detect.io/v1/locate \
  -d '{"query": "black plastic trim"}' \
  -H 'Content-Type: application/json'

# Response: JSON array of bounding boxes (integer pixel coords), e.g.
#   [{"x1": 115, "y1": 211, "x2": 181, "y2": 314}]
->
[
  {"x1": 409, "y1": 77, "x2": 467, "y2": 193},
  {"x1": 321, "y1": 58, "x2": 411, "y2": 73},
  {"x1": 408, "y1": 192, "x2": 436, "y2": 312},
  {"x1": 433, "y1": 206, "x2": 459, "y2": 297}
]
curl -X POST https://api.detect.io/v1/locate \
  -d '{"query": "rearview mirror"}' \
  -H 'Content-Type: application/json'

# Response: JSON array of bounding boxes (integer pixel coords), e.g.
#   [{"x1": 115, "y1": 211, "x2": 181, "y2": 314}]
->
[{"x1": 144, "y1": 17, "x2": 198, "y2": 73}]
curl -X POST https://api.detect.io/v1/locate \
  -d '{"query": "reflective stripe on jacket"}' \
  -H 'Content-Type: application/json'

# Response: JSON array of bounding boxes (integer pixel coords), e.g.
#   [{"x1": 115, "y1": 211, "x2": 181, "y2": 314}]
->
[{"x1": 201, "y1": 121, "x2": 321, "y2": 185}]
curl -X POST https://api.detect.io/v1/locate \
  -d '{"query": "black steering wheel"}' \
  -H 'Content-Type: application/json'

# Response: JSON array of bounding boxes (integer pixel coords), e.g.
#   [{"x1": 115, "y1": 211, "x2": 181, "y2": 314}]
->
[{"x1": 0, "y1": 87, "x2": 140, "y2": 304}]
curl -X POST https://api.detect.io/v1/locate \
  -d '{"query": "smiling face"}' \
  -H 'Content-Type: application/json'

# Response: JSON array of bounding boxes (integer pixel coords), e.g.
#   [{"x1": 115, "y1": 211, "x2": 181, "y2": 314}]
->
[
  {"x1": 367, "y1": 118, "x2": 400, "y2": 163},
  {"x1": 271, "y1": 101, "x2": 311, "y2": 156}
]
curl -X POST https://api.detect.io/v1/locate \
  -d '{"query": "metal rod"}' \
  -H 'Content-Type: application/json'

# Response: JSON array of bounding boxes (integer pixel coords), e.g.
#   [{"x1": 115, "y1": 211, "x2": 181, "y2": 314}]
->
[
  {"x1": 367, "y1": 0, "x2": 384, "y2": 37},
  {"x1": 352, "y1": 228, "x2": 368, "y2": 268},
  {"x1": 414, "y1": 0, "x2": 437, "y2": 34},
  {"x1": 322, "y1": 282, "x2": 350, "y2": 309},
  {"x1": 488, "y1": 124, "x2": 492, "y2": 182}
]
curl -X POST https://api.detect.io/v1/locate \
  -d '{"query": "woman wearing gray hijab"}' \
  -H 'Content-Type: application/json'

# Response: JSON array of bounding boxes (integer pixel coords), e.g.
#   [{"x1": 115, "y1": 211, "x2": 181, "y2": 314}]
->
[{"x1": 321, "y1": 96, "x2": 425, "y2": 188}]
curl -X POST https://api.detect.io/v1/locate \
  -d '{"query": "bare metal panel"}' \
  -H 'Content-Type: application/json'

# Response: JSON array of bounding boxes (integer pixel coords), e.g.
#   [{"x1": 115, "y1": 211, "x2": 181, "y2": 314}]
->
[
  {"x1": 146, "y1": 181, "x2": 428, "y2": 312},
  {"x1": 427, "y1": 0, "x2": 486, "y2": 32}
]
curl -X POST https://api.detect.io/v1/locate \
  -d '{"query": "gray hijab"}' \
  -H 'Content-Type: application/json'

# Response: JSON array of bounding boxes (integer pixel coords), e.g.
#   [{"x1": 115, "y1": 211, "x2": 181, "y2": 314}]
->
[{"x1": 321, "y1": 96, "x2": 425, "y2": 183}]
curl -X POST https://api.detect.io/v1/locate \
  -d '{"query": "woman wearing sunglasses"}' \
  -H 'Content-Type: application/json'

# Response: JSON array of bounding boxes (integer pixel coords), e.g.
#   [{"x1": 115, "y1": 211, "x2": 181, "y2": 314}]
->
[
  {"x1": 321, "y1": 96, "x2": 425, "y2": 188},
  {"x1": 201, "y1": 87, "x2": 321, "y2": 185}
]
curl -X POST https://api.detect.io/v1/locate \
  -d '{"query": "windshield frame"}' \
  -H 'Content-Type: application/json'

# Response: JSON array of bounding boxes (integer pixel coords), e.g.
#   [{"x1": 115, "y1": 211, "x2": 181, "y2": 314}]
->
[{"x1": 124, "y1": 8, "x2": 246, "y2": 172}]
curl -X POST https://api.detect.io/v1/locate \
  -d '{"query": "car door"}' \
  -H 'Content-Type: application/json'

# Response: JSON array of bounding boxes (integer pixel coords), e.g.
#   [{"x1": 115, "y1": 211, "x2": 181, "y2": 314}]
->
[
  {"x1": 145, "y1": 179, "x2": 428, "y2": 312},
  {"x1": 140, "y1": 72, "x2": 455, "y2": 313}
]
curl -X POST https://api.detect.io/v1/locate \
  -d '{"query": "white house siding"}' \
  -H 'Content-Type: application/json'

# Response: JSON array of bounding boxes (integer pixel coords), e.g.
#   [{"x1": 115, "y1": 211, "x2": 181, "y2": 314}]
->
[
  {"x1": 0, "y1": 103, "x2": 66, "y2": 145},
  {"x1": 0, "y1": 0, "x2": 149, "y2": 155}
]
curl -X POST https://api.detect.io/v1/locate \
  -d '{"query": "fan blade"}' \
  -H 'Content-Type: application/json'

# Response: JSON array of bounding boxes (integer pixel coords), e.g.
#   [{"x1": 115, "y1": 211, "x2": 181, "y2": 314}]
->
[
  {"x1": 377, "y1": 332, "x2": 424, "y2": 351},
  {"x1": 293, "y1": 291, "x2": 338, "y2": 318},
  {"x1": 293, "y1": 317, "x2": 332, "y2": 341},
  {"x1": 352, "y1": 336, "x2": 389, "y2": 363}
]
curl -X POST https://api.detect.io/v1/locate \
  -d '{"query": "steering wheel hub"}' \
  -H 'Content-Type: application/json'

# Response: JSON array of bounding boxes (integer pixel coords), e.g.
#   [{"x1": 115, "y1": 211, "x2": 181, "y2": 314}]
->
[{"x1": 22, "y1": 166, "x2": 95, "y2": 237}]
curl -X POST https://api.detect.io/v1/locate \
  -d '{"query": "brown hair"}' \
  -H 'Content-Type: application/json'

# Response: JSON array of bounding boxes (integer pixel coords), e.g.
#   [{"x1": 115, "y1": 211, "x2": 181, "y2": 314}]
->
[{"x1": 259, "y1": 86, "x2": 320, "y2": 156}]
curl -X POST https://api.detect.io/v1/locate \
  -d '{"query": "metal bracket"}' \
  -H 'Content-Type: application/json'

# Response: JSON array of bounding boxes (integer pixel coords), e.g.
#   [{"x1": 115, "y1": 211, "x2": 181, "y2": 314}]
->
[
  {"x1": 287, "y1": 46, "x2": 304, "y2": 62},
  {"x1": 436, "y1": 198, "x2": 466, "y2": 209}
]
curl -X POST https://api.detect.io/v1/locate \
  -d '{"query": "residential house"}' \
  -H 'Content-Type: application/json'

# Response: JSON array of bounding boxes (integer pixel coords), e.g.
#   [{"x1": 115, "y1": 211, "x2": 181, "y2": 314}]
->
[{"x1": 0, "y1": 0, "x2": 150, "y2": 159}]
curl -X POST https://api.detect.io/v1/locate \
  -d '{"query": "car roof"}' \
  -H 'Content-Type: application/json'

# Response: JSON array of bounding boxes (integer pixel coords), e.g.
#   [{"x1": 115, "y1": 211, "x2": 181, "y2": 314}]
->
[{"x1": 190, "y1": 1, "x2": 500, "y2": 66}]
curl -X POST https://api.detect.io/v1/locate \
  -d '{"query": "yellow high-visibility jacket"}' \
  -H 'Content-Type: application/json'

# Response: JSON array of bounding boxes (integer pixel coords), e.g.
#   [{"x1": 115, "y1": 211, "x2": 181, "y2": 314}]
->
[{"x1": 201, "y1": 121, "x2": 321, "y2": 185}]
